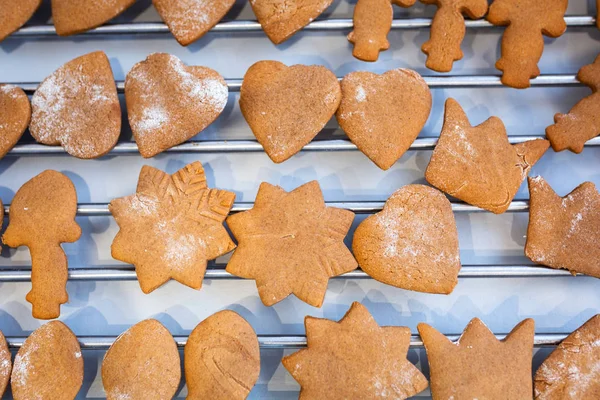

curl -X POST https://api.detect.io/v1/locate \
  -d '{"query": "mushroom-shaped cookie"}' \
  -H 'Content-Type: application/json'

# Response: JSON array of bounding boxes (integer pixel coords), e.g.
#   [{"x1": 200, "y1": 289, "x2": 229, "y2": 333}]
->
[
  {"x1": 0, "y1": 0, "x2": 42, "y2": 42},
  {"x1": 2, "y1": 170, "x2": 81, "y2": 319}
]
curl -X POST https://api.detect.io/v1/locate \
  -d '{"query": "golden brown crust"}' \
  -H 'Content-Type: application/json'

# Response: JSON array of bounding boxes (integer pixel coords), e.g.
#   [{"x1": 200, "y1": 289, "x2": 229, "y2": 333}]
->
[
  {"x1": 0, "y1": 84, "x2": 31, "y2": 158},
  {"x1": 0, "y1": 331, "x2": 10, "y2": 397},
  {"x1": 0, "y1": 0, "x2": 41, "y2": 42},
  {"x1": 51, "y1": 0, "x2": 136, "y2": 36}
]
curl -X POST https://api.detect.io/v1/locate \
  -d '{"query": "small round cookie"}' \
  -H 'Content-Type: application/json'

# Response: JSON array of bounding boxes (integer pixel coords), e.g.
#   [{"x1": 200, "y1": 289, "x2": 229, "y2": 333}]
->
[
  {"x1": 0, "y1": 330, "x2": 10, "y2": 397},
  {"x1": 11, "y1": 321, "x2": 83, "y2": 400},
  {"x1": 0, "y1": 0, "x2": 42, "y2": 42},
  {"x1": 51, "y1": 0, "x2": 136, "y2": 36},
  {"x1": 185, "y1": 310, "x2": 260, "y2": 399},
  {"x1": 0, "y1": 84, "x2": 31, "y2": 158},
  {"x1": 125, "y1": 53, "x2": 228, "y2": 158},
  {"x1": 102, "y1": 319, "x2": 181, "y2": 400},
  {"x1": 30, "y1": 51, "x2": 121, "y2": 159}
]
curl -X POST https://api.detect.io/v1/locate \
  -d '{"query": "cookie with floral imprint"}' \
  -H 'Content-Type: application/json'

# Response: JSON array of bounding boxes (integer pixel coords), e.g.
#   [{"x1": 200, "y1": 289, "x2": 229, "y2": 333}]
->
[
  {"x1": 51, "y1": 0, "x2": 136, "y2": 36},
  {"x1": 0, "y1": 84, "x2": 31, "y2": 158},
  {"x1": 0, "y1": 0, "x2": 42, "y2": 42},
  {"x1": 125, "y1": 53, "x2": 228, "y2": 158}
]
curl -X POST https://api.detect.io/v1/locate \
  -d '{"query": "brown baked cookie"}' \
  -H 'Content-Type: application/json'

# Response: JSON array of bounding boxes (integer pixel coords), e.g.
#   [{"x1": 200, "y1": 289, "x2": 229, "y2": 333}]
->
[
  {"x1": 0, "y1": 331, "x2": 10, "y2": 397},
  {"x1": 546, "y1": 55, "x2": 600, "y2": 153},
  {"x1": 348, "y1": 0, "x2": 416, "y2": 62},
  {"x1": 336, "y1": 69, "x2": 431, "y2": 170},
  {"x1": 102, "y1": 319, "x2": 180, "y2": 400},
  {"x1": 420, "y1": 0, "x2": 488, "y2": 72},
  {"x1": 239, "y1": 61, "x2": 341, "y2": 163},
  {"x1": 226, "y1": 181, "x2": 357, "y2": 307},
  {"x1": 30, "y1": 51, "x2": 121, "y2": 159},
  {"x1": 250, "y1": 0, "x2": 332, "y2": 44},
  {"x1": 353, "y1": 185, "x2": 461, "y2": 294},
  {"x1": 12, "y1": 321, "x2": 83, "y2": 400},
  {"x1": 425, "y1": 98, "x2": 549, "y2": 214},
  {"x1": 51, "y1": 0, "x2": 136, "y2": 36},
  {"x1": 283, "y1": 302, "x2": 428, "y2": 398},
  {"x1": 487, "y1": 0, "x2": 568, "y2": 89},
  {"x1": 125, "y1": 53, "x2": 228, "y2": 158},
  {"x1": 3, "y1": 170, "x2": 81, "y2": 319},
  {"x1": 535, "y1": 315, "x2": 600, "y2": 399},
  {"x1": 0, "y1": 0, "x2": 41, "y2": 42},
  {"x1": 0, "y1": 84, "x2": 30, "y2": 158},
  {"x1": 525, "y1": 176, "x2": 600, "y2": 278},
  {"x1": 418, "y1": 318, "x2": 535, "y2": 399},
  {"x1": 110, "y1": 161, "x2": 235, "y2": 294},
  {"x1": 185, "y1": 310, "x2": 260, "y2": 399},
  {"x1": 153, "y1": 0, "x2": 235, "y2": 46}
]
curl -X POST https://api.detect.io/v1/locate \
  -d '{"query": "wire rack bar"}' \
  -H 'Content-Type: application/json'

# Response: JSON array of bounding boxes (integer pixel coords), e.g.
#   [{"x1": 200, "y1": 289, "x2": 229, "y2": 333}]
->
[
  {"x1": 4, "y1": 333, "x2": 568, "y2": 349},
  {"x1": 10, "y1": 16, "x2": 596, "y2": 37}
]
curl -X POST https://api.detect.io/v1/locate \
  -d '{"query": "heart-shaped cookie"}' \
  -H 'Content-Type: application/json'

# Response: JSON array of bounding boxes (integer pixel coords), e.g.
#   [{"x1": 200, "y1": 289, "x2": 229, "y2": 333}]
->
[
  {"x1": 0, "y1": 0, "x2": 42, "y2": 42},
  {"x1": 153, "y1": 0, "x2": 236, "y2": 46},
  {"x1": 30, "y1": 51, "x2": 121, "y2": 159},
  {"x1": 250, "y1": 0, "x2": 334, "y2": 44},
  {"x1": 239, "y1": 61, "x2": 341, "y2": 163},
  {"x1": 126, "y1": 53, "x2": 228, "y2": 158},
  {"x1": 336, "y1": 69, "x2": 432, "y2": 170},
  {"x1": 51, "y1": 0, "x2": 136, "y2": 36},
  {"x1": 353, "y1": 184, "x2": 461, "y2": 294},
  {"x1": 0, "y1": 84, "x2": 31, "y2": 158}
]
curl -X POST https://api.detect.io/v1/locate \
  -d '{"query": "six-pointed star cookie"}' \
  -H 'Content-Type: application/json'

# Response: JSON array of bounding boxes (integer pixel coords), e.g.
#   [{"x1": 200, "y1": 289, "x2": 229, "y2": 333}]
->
[
  {"x1": 226, "y1": 180, "x2": 357, "y2": 307},
  {"x1": 282, "y1": 302, "x2": 428, "y2": 399},
  {"x1": 109, "y1": 161, "x2": 236, "y2": 294},
  {"x1": 418, "y1": 317, "x2": 535, "y2": 399}
]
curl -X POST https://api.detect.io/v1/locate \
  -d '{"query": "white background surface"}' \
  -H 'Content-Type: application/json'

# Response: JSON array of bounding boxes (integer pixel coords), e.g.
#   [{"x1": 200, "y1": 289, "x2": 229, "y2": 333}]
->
[{"x1": 1, "y1": 0, "x2": 600, "y2": 398}]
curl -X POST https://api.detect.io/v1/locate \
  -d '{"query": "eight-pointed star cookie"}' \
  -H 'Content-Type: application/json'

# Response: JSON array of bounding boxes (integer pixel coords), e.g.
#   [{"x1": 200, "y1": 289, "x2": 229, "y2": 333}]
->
[
  {"x1": 226, "y1": 180, "x2": 357, "y2": 307},
  {"x1": 418, "y1": 317, "x2": 535, "y2": 399},
  {"x1": 109, "y1": 161, "x2": 236, "y2": 294},
  {"x1": 425, "y1": 98, "x2": 549, "y2": 214},
  {"x1": 282, "y1": 302, "x2": 428, "y2": 399},
  {"x1": 525, "y1": 176, "x2": 600, "y2": 278}
]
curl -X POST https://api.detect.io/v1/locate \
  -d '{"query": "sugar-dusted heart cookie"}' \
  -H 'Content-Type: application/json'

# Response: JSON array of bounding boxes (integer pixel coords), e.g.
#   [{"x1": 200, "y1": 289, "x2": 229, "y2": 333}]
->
[
  {"x1": 336, "y1": 69, "x2": 431, "y2": 170},
  {"x1": 250, "y1": 0, "x2": 333, "y2": 44},
  {"x1": 0, "y1": 0, "x2": 42, "y2": 42},
  {"x1": 0, "y1": 84, "x2": 31, "y2": 158},
  {"x1": 239, "y1": 61, "x2": 341, "y2": 163},
  {"x1": 12, "y1": 321, "x2": 83, "y2": 400},
  {"x1": 353, "y1": 185, "x2": 461, "y2": 294},
  {"x1": 30, "y1": 51, "x2": 121, "y2": 159},
  {"x1": 51, "y1": 0, "x2": 136, "y2": 36},
  {"x1": 0, "y1": 331, "x2": 10, "y2": 397},
  {"x1": 126, "y1": 53, "x2": 228, "y2": 158},
  {"x1": 185, "y1": 310, "x2": 260, "y2": 400},
  {"x1": 153, "y1": 0, "x2": 236, "y2": 46},
  {"x1": 102, "y1": 319, "x2": 180, "y2": 400}
]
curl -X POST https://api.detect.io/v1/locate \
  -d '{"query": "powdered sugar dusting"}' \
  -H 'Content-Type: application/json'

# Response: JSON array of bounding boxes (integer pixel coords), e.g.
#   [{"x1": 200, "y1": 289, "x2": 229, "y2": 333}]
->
[
  {"x1": 356, "y1": 86, "x2": 366, "y2": 102},
  {"x1": 135, "y1": 106, "x2": 169, "y2": 135},
  {"x1": 0, "y1": 84, "x2": 19, "y2": 98},
  {"x1": 169, "y1": 56, "x2": 228, "y2": 110},
  {"x1": 0, "y1": 345, "x2": 10, "y2": 381},
  {"x1": 12, "y1": 342, "x2": 38, "y2": 388},
  {"x1": 159, "y1": 0, "x2": 215, "y2": 39}
]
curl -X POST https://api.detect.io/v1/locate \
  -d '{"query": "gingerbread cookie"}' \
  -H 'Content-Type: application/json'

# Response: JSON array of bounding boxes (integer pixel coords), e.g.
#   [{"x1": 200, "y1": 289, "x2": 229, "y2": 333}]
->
[
  {"x1": 487, "y1": 0, "x2": 568, "y2": 89},
  {"x1": 0, "y1": 84, "x2": 30, "y2": 158},
  {"x1": 110, "y1": 161, "x2": 235, "y2": 294},
  {"x1": 226, "y1": 181, "x2": 357, "y2": 307},
  {"x1": 0, "y1": 331, "x2": 10, "y2": 397},
  {"x1": 12, "y1": 321, "x2": 83, "y2": 400},
  {"x1": 283, "y1": 302, "x2": 428, "y2": 398},
  {"x1": 102, "y1": 319, "x2": 180, "y2": 400},
  {"x1": 546, "y1": 55, "x2": 600, "y2": 153},
  {"x1": 353, "y1": 185, "x2": 461, "y2": 294},
  {"x1": 420, "y1": 0, "x2": 488, "y2": 72},
  {"x1": 51, "y1": 0, "x2": 136, "y2": 36},
  {"x1": 3, "y1": 170, "x2": 81, "y2": 319},
  {"x1": 185, "y1": 310, "x2": 260, "y2": 400},
  {"x1": 425, "y1": 98, "x2": 549, "y2": 214},
  {"x1": 0, "y1": 0, "x2": 41, "y2": 42},
  {"x1": 418, "y1": 318, "x2": 535, "y2": 399},
  {"x1": 348, "y1": 0, "x2": 416, "y2": 62},
  {"x1": 525, "y1": 176, "x2": 600, "y2": 278},
  {"x1": 153, "y1": 0, "x2": 235, "y2": 46},
  {"x1": 125, "y1": 53, "x2": 228, "y2": 158},
  {"x1": 336, "y1": 69, "x2": 431, "y2": 170},
  {"x1": 30, "y1": 51, "x2": 121, "y2": 159},
  {"x1": 239, "y1": 61, "x2": 341, "y2": 163},
  {"x1": 250, "y1": 0, "x2": 332, "y2": 44},
  {"x1": 535, "y1": 315, "x2": 600, "y2": 399}
]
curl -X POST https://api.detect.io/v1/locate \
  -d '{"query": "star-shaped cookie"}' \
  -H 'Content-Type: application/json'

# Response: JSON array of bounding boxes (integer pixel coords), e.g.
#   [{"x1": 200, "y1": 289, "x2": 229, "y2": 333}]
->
[
  {"x1": 418, "y1": 318, "x2": 535, "y2": 399},
  {"x1": 226, "y1": 181, "x2": 357, "y2": 307},
  {"x1": 109, "y1": 161, "x2": 236, "y2": 294},
  {"x1": 425, "y1": 98, "x2": 549, "y2": 213},
  {"x1": 282, "y1": 302, "x2": 428, "y2": 399}
]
